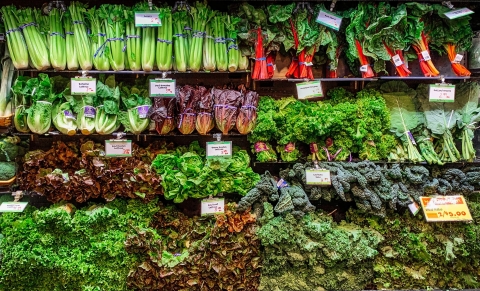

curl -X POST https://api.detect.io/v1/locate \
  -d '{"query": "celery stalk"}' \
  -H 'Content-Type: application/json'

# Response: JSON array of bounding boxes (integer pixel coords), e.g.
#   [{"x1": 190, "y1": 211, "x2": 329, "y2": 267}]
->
[
  {"x1": 48, "y1": 8, "x2": 66, "y2": 71},
  {"x1": 226, "y1": 15, "x2": 240, "y2": 72},
  {"x1": 156, "y1": 8, "x2": 173, "y2": 71},
  {"x1": 17, "y1": 8, "x2": 50, "y2": 71},
  {"x1": 1, "y1": 6, "x2": 29, "y2": 69},
  {"x1": 125, "y1": 14, "x2": 141, "y2": 71},
  {"x1": 203, "y1": 21, "x2": 216, "y2": 71},
  {"x1": 173, "y1": 11, "x2": 189, "y2": 72},
  {"x1": 188, "y1": 2, "x2": 214, "y2": 72},
  {"x1": 69, "y1": 2, "x2": 92, "y2": 70},
  {"x1": 213, "y1": 14, "x2": 227, "y2": 72},
  {"x1": 142, "y1": 27, "x2": 156, "y2": 72},
  {"x1": 87, "y1": 7, "x2": 110, "y2": 71},
  {"x1": 63, "y1": 13, "x2": 79, "y2": 71},
  {"x1": 99, "y1": 4, "x2": 126, "y2": 71}
]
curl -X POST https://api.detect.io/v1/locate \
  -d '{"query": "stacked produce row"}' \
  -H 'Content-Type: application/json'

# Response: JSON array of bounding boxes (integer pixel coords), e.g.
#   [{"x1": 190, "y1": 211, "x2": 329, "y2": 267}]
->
[
  {"x1": 2, "y1": 2, "x2": 473, "y2": 78},
  {"x1": 12, "y1": 74, "x2": 258, "y2": 136},
  {"x1": 2, "y1": 185, "x2": 480, "y2": 290},
  {"x1": 250, "y1": 81, "x2": 480, "y2": 164}
]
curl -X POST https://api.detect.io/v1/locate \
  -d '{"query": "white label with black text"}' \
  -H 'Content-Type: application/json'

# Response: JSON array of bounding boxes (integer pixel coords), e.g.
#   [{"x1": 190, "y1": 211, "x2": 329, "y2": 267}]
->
[
  {"x1": 105, "y1": 140, "x2": 132, "y2": 157},
  {"x1": 0, "y1": 202, "x2": 28, "y2": 212},
  {"x1": 306, "y1": 169, "x2": 331, "y2": 185},
  {"x1": 71, "y1": 78, "x2": 96, "y2": 95},
  {"x1": 445, "y1": 8, "x2": 474, "y2": 20},
  {"x1": 429, "y1": 84, "x2": 455, "y2": 102},
  {"x1": 315, "y1": 10, "x2": 342, "y2": 31},
  {"x1": 206, "y1": 141, "x2": 232, "y2": 158},
  {"x1": 392, "y1": 54, "x2": 403, "y2": 67},
  {"x1": 135, "y1": 12, "x2": 162, "y2": 27},
  {"x1": 421, "y1": 51, "x2": 431, "y2": 61},
  {"x1": 201, "y1": 198, "x2": 225, "y2": 216}
]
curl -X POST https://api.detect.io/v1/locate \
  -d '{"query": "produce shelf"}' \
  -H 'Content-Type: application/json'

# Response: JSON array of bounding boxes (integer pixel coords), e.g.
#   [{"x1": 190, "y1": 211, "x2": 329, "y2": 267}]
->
[
  {"x1": 14, "y1": 69, "x2": 251, "y2": 75},
  {"x1": 254, "y1": 76, "x2": 473, "y2": 82}
]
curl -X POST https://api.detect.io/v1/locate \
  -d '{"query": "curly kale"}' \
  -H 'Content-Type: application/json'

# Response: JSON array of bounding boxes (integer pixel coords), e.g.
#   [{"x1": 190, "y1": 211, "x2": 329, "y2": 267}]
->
[{"x1": 237, "y1": 171, "x2": 279, "y2": 212}]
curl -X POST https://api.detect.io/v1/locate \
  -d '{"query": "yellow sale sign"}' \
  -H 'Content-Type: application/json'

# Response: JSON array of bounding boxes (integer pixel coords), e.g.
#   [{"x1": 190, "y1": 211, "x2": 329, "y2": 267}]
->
[{"x1": 420, "y1": 195, "x2": 472, "y2": 222}]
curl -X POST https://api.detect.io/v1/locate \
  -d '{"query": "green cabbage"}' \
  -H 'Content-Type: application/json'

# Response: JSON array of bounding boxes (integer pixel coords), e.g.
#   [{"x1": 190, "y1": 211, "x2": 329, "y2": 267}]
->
[
  {"x1": 94, "y1": 76, "x2": 120, "y2": 135},
  {"x1": 52, "y1": 101, "x2": 77, "y2": 135}
]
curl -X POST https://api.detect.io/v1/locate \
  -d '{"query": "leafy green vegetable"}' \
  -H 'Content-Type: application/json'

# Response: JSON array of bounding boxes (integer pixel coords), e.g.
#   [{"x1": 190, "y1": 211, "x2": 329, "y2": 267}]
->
[{"x1": 94, "y1": 76, "x2": 121, "y2": 135}]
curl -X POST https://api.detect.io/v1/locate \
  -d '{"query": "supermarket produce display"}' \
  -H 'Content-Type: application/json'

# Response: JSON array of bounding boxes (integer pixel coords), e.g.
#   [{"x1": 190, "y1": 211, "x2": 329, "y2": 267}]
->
[{"x1": 1, "y1": 0, "x2": 480, "y2": 290}]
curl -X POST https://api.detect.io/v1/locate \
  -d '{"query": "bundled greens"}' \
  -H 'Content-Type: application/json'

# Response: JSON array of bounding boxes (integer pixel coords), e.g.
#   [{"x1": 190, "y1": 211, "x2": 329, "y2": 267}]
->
[
  {"x1": 87, "y1": 7, "x2": 110, "y2": 71},
  {"x1": 48, "y1": 8, "x2": 66, "y2": 71},
  {"x1": 17, "y1": 7, "x2": 50, "y2": 71},
  {"x1": 156, "y1": 8, "x2": 173, "y2": 71},
  {"x1": 25, "y1": 74, "x2": 59, "y2": 134},
  {"x1": 98, "y1": 4, "x2": 126, "y2": 71}
]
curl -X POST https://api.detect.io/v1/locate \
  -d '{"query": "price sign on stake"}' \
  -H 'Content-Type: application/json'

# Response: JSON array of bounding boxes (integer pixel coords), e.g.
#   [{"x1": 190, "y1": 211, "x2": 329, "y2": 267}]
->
[
  {"x1": 201, "y1": 198, "x2": 225, "y2": 216},
  {"x1": 429, "y1": 84, "x2": 455, "y2": 102},
  {"x1": 296, "y1": 81, "x2": 323, "y2": 100},
  {"x1": 445, "y1": 8, "x2": 474, "y2": 20},
  {"x1": 206, "y1": 141, "x2": 232, "y2": 159},
  {"x1": 315, "y1": 10, "x2": 342, "y2": 31},
  {"x1": 420, "y1": 195, "x2": 473, "y2": 222},
  {"x1": 150, "y1": 79, "x2": 176, "y2": 97},
  {"x1": 135, "y1": 12, "x2": 162, "y2": 27},
  {"x1": 105, "y1": 140, "x2": 132, "y2": 157},
  {"x1": 0, "y1": 202, "x2": 28, "y2": 213},
  {"x1": 306, "y1": 169, "x2": 331, "y2": 185},
  {"x1": 71, "y1": 78, "x2": 96, "y2": 95}
]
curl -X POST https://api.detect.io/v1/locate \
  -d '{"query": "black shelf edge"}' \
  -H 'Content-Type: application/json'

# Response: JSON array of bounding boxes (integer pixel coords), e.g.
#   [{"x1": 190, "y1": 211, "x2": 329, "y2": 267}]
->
[
  {"x1": 15, "y1": 69, "x2": 251, "y2": 75},
  {"x1": 253, "y1": 161, "x2": 480, "y2": 166},
  {"x1": 12, "y1": 132, "x2": 249, "y2": 138}
]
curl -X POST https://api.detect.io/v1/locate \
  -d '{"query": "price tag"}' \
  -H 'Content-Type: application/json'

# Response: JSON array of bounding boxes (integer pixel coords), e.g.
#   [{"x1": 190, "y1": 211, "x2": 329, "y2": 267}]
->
[
  {"x1": 421, "y1": 50, "x2": 431, "y2": 61},
  {"x1": 429, "y1": 84, "x2": 455, "y2": 102},
  {"x1": 408, "y1": 201, "x2": 420, "y2": 216},
  {"x1": 71, "y1": 78, "x2": 96, "y2": 95},
  {"x1": 315, "y1": 10, "x2": 342, "y2": 31},
  {"x1": 420, "y1": 195, "x2": 473, "y2": 222},
  {"x1": 105, "y1": 140, "x2": 132, "y2": 157},
  {"x1": 296, "y1": 81, "x2": 323, "y2": 100},
  {"x1": 453, "y1": 54, "x2": 464, "y2": 63},
  {"x1": 360, "y1": 65, "x2": 369, "y2": 72},
  {"x1": 136, "y1": 105, "x2": 151, "y2": 118},
  {"x1": 83, "y1": 106, "x2": 96, "y2": 118},
  {"x1": 444, "y1": 8, "x2": 474, "y2": 19},
  {"x1": 0, "y1": 202, "x2": 28, "y2": 212},
  {"x1": 392, "y1": 54, "x2": 403, "y2": 67},
  {"x1": 135, "y1": 12, "x2": 162, "y2": 27},
  {"x1": 306, "y1": 169, "x2": 331, "y2": 186},
  {"x1": 150, "y1": 79, "x2": 176, "y2": 97},
  {"x1": 201, "y1": 198, "x2": 225, "y2": 216},
  {"x1": 206, "y1": 141, "x2": 232, "y2": 158},
  {"x1": 276, "y1": 178, "x2": 288, "y2": 188}
]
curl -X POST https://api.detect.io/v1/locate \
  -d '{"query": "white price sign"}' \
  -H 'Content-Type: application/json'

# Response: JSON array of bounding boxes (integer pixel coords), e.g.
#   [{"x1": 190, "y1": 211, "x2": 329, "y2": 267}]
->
[
  {"x1": 206, "y1": 141, "x2": 232, "y2": 159},
  {"x1": 392, "y1": 54, "x2": 403, "y2": 67},
  {"x1": 315, "y1": 10, "x2": 342, "y2": 31},
  {"x1": 71, "y1": 78, "x2": 96, "y2": 95},
  {"x1": 453, "y1": 54, "x2": 464, "y2": 63},
  {"x1": 444, "y1": 8, "x2": 474, "y2": 19},
  {"x1": 429, "y1": 84, "x2": 455, "y2": 102},
  {"x1": 0, "y1": 202, "x2": 28, "y2": 212},
  {"x1": 150, "y1": 79, "x2": 176, "y2": 97},
  {"x1": 135, "y1": 12, "x2": 162, "y2": 27},
  {"x1": 306, "y1": 169, "x2": 331, "y2": 185},
  {"x1": 296, "y1": 81, "x2": 323, "y2": 100},
  {"x1": 201, "y1": 198, "x2": 225, "y2": 216},
  {"x1": 105, "y1": 140, "x2": 132, "y2": 157},
  {"x1": 421, "y1": 50, "x2": 431, "y2": 61}
]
